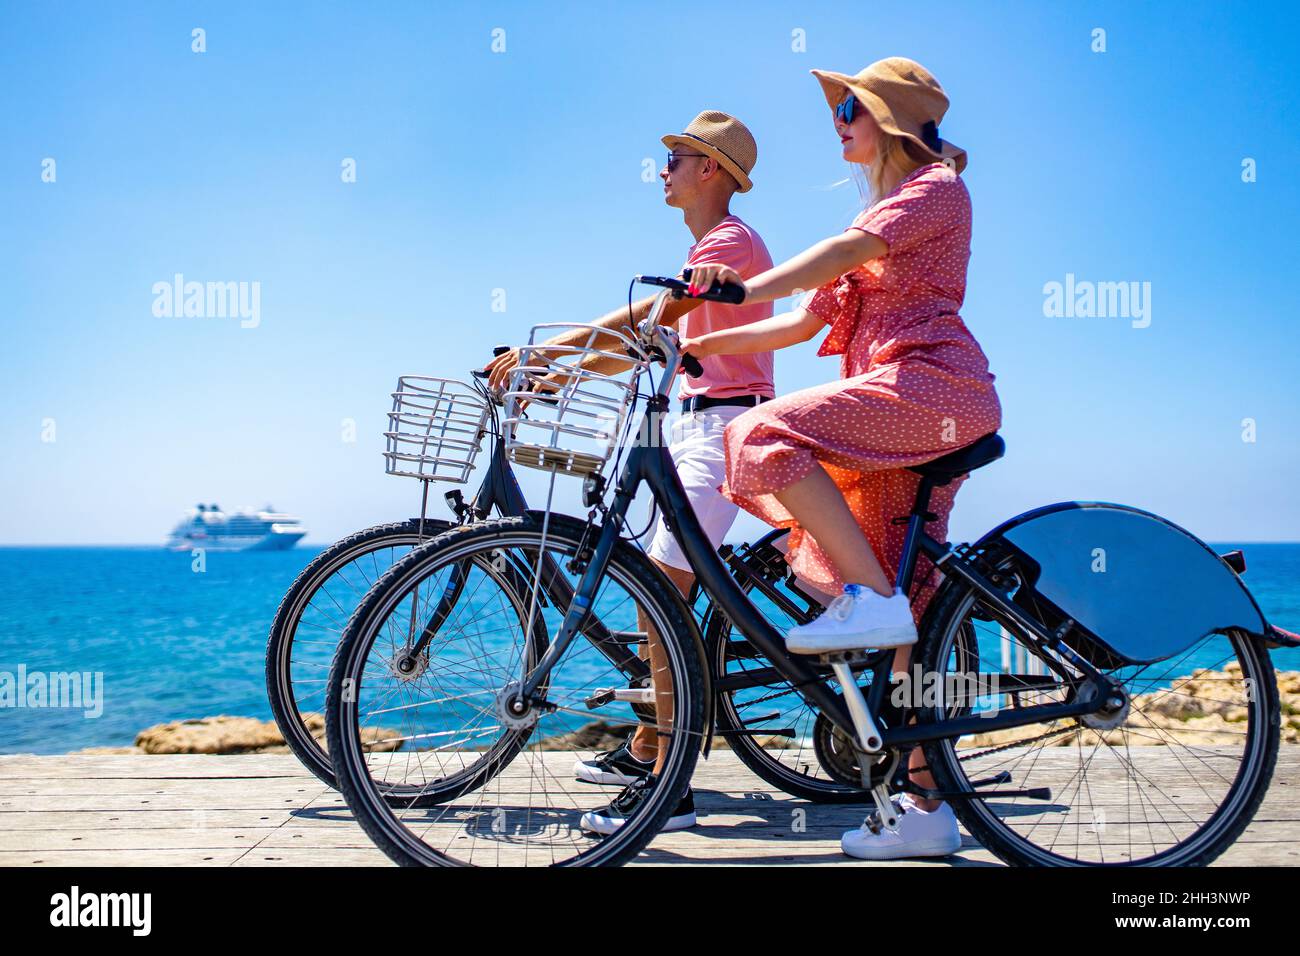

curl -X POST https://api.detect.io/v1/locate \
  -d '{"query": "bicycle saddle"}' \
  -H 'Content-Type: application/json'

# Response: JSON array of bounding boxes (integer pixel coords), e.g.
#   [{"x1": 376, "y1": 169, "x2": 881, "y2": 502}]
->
[{"x1": 907, "y1": 432, "x2": 1005, "y2": 485}]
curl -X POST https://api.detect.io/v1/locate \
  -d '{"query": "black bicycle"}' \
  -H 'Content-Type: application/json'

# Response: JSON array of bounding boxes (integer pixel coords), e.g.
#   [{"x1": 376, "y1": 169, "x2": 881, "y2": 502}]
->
[
  {"x1": 267, "y1": 366, "x2": 860, "y2": 801},
  {"x1": 326, "y1": 275, "x2": 1285, "y2": 866}
]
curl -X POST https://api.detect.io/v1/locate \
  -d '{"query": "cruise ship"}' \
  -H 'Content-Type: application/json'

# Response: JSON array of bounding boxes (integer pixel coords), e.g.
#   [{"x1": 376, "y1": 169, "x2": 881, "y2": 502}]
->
[{"x1": 167, "y1": 504, "x2": 308, "y2": 552}]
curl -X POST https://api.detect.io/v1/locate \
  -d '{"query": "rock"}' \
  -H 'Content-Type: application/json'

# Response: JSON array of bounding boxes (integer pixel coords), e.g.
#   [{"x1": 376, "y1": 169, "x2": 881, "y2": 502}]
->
[
  {"x1": 72, "y1": 713, "x2": 402, "y2": 756},
  {"x1": 534, "y1": 720, "x2": 632, "y2": 752},
  {"x1": 135, "y1": 716, "x2": 283, "y2": 754}
]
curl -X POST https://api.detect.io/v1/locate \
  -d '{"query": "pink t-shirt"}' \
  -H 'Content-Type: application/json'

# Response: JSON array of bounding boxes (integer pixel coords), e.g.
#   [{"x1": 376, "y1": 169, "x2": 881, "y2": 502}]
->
[{"x1": 678, "y1": 215, "x2": 775, "y2": 400}]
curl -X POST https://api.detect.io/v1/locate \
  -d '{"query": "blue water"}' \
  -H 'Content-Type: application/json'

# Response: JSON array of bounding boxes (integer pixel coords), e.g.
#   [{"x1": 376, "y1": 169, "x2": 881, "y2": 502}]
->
[{"x1": 0, "y1": 543, "x2": 1297, "y2": 755}]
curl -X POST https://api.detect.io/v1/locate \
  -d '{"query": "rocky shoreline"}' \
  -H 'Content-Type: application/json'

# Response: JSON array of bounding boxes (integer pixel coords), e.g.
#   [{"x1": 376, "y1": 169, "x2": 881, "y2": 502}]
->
[
  {"x1": 72, "y1": 666, "x2": 1300, "y2": 755},
  {"x1": 73, "y1": 715, "x2": 784, "y2": 756}
]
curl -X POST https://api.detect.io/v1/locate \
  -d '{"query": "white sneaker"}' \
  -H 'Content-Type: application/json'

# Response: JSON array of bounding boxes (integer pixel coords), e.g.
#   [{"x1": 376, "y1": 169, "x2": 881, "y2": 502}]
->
[
  {"x1": 841, "y1": 793, "x2": 962, "y2": 860},
  {"x1": 784, "y1": 585, "x2": 918, "y2": 655}
]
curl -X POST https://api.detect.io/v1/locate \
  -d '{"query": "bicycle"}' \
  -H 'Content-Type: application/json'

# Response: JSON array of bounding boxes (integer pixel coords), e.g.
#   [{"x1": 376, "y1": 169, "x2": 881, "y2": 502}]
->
[
  {"x1": 326, "y1": 274, "x2": 1285, "y2": 866},
  {"x1": 267, "y1": 356, "x2": 861, "y2": 801}
]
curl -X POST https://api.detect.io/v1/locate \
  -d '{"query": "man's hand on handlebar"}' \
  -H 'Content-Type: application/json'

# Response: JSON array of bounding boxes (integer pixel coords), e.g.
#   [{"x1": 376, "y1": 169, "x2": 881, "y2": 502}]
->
[
  {"x1": 485, "y1": 347, "x2": 522, "y2": 392},
  {"x1": 482, "y1": 347, "x2": 567, "y2": 403}
]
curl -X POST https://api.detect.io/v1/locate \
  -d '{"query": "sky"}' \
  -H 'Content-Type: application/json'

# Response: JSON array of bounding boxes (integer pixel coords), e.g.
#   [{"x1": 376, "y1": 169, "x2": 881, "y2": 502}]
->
[{"x1": 1, "y1": 0, "x2": 1297, "y2": 546}]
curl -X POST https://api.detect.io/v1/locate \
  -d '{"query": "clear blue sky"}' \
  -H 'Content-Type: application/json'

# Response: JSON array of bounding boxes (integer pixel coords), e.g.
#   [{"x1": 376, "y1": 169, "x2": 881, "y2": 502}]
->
[{"x1": 2, "y1": 0, "x2": 1297, "y2": 545}]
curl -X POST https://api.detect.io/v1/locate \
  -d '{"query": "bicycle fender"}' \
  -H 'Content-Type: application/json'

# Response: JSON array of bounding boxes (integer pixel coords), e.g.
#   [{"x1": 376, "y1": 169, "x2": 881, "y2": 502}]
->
[{"x1": 976, "y1": 502, "x2": 1268, "y2": 667}]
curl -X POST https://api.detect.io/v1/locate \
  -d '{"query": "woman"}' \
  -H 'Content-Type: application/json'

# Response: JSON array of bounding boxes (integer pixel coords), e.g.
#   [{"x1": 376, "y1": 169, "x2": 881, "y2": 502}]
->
[{"x1": 682, "y1": 57, "x2": 1001, "y2": 860}]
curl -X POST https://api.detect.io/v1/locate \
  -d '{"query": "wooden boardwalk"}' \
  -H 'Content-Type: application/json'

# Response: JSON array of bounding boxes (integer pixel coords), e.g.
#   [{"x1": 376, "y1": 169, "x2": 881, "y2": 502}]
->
[{"x1": 1, "y1": 749, "x2": 1297, "y2": 866}]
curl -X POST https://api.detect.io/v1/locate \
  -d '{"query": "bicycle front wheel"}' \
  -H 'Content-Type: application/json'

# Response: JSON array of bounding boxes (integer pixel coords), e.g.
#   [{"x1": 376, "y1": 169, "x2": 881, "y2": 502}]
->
[
  {"x1": 918, "y1": 568, "x2": 1279, "y2": 866},
  {"x1": 326, "y1": 514, "x2": 707, "y2": 866}
]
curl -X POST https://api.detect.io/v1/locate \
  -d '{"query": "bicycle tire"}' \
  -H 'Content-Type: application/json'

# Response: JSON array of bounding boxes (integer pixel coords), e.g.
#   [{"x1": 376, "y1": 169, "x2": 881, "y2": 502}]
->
[
  {"x1": 326, "y1": 514, "x2": 708, "y2": 866},
  {"x1": 918, "y1": 570, "x2": 1279, "y2": 867}
]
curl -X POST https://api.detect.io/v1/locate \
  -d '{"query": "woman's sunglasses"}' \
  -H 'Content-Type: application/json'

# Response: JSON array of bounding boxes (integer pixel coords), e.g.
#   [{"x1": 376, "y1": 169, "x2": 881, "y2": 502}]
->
[{"x1": 835, "y1": 94, "x2": 863, "y2": 126}]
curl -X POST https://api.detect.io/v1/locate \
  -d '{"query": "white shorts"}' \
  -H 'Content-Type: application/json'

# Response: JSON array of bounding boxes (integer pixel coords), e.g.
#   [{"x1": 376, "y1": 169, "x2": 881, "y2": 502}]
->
[{"x1": 645, "y1": 405, "x2": 751, "y2": 573}]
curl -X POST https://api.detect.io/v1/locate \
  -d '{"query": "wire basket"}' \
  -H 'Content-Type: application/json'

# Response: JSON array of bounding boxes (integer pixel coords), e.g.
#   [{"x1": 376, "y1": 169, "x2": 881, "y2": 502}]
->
[
  {"x1": 383, "y1": 376, "x2": 492, "y2": 483},
  {"x1": 502, "y1": 324, "x2": 647, "y2": 476}
]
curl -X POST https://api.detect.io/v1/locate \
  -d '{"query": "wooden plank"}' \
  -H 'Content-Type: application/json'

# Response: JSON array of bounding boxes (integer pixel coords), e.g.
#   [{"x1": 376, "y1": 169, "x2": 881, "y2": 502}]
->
[{"x1": 0, "y1": 750, "x2": 1294, "y2": 867}]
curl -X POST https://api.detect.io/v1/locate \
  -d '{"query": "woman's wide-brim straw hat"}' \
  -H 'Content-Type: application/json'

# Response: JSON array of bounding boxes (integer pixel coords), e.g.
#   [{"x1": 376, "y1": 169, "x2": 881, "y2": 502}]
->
[
  {"x1": 662, "y1": 110, "x2": 757, "y2": 193},
  {"x1": 811, "y1": 57, "x2": 967, "y2": 174}
]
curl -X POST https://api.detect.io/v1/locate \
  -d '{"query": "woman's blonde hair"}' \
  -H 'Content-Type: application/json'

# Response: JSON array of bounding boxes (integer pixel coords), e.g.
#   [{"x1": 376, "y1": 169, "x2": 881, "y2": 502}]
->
[{"x1": 850, "y1": 130, "x2": 935, "y2": 208}]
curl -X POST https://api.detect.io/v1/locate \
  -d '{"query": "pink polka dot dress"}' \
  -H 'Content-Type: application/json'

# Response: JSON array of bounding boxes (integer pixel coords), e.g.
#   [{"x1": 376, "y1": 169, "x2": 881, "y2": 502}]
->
[{"x1": 721, "y1": 162, "x2": 1002, "y2": 623}]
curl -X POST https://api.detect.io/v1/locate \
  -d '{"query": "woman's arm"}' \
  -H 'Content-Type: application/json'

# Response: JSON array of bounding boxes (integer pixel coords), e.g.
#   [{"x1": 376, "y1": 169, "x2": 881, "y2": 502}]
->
[
  {"x1": 687, "y1": 229, "x2": 888, "y2": 305},
  {"x1": 681, "y1": 308, "x2": 824, "y2": 359}
]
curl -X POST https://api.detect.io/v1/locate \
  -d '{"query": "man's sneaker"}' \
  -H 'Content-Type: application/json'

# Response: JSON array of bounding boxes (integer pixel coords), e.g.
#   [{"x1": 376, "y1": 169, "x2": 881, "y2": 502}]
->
[
  {"x1": 784, "y1": 584, "x2": 917, "y2": 655},
  {"x1": 573, "y1": 740, "x2": 654, "y2": 786},
  {"x1": 841, "y1": 793, "x2": 962, "y2": 860},
  {"x1": 579, "y1": 775, "x2": 696, "y2": 835}
]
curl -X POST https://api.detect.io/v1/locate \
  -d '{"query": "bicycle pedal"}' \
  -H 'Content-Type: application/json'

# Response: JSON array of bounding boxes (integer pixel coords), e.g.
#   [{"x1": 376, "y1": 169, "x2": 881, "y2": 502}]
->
[
  {"x1": 583, "y1": 686, "x2": 656, "y2": 710},
  {"x1": 608, "y1": 630, "x2": 647, "y2": 645},
  {"x1": 584, "y1": 688, "x2": 615, "y2": 709},
  {"x1": 814, "y1": 649, "x2": 873, "y2": 666}
]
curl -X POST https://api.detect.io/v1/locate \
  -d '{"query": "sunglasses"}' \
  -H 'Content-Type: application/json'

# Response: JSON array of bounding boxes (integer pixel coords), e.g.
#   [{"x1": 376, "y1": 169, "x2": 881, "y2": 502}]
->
[
  {"x1": 835, "y1": 94, "x2": 864, "y2": 126},
  {"x1": 666, "y1": 151, "x2": 706, "y2": 172}
]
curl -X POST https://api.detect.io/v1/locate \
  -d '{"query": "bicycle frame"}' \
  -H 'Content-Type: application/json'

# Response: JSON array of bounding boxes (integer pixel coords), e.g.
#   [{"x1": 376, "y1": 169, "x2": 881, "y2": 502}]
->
[{"x1": 516, "y1": 289, "x2": 1114, "y2": 755}]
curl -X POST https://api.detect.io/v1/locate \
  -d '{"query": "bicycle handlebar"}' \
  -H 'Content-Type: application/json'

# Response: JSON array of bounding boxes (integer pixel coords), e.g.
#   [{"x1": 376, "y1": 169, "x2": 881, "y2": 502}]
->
[
  {"x1": 635, "y1": 269, "x2": 746, "y2": 305},
  {"x1": 634, "y1": 271, "x2": 741, "y2": 379}
]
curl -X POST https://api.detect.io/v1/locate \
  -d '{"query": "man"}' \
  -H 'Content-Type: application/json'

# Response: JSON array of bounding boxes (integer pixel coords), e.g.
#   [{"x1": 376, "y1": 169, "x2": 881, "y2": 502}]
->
[{"x1": 485, "y1": 111, "x2": 774, "y2": 832}]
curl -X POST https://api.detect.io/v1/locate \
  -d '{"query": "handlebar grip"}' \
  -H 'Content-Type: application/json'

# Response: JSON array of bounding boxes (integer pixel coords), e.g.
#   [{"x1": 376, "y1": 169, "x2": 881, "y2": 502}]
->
[
  {"x1": 492, "y1": 345, "x2": 512, "y2": 357},
  {"x1": 709, "y1": 281, "x2": 746, "y2": 305},
  {"x1": 680, "y1": 267, "x2": 746, "y2": 305},
  {"x1": 682, "y1": 353, "x2": 704, "y2": 377},
  {"x1": 471, "y1": 368, "x2": 490, "y2": 379}
]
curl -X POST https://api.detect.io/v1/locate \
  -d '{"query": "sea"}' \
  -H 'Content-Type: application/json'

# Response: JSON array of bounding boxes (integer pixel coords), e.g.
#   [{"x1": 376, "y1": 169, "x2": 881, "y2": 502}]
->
[{"x1": 1, "y1": 543, "x2": 1297, "y2": 755}]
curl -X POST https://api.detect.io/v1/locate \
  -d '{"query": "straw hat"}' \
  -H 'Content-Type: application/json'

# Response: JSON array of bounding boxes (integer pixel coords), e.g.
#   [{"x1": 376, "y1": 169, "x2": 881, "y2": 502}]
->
[
  {"x1": 661, "y1": 111, "x2": 757, "y2": 193},
  {"x1": 810, "y1": 57, "x2": 967, "y2": 173}
]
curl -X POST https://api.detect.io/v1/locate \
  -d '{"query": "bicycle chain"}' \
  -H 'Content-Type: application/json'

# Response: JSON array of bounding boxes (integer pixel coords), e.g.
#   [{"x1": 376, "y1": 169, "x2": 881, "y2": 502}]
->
[{"x1": 956, "y1": 721, "x2": 1079, "y2": 762}]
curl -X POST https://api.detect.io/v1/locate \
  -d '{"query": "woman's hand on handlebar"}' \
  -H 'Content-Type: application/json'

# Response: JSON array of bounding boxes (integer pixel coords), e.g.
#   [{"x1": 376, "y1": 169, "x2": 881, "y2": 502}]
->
[
  {"x1": 683, "y1": 264, "x2": 747, "y2": 300},
  {"x1": 678, "y1": 334, "x2": 715, "y2": 360}
]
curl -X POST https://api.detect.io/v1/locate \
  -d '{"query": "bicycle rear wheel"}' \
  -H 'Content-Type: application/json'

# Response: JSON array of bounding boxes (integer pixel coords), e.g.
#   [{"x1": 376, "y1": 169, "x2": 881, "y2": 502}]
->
[
  {"x1": 918, "y1": 566, "x2": 1279, "y2": 866},
  {"x1": 266, "y1": 519, "x2": 448, "y2": 787},
  {"x1": 326, "y1": 514, "x2": 707, "y2": 866}
]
